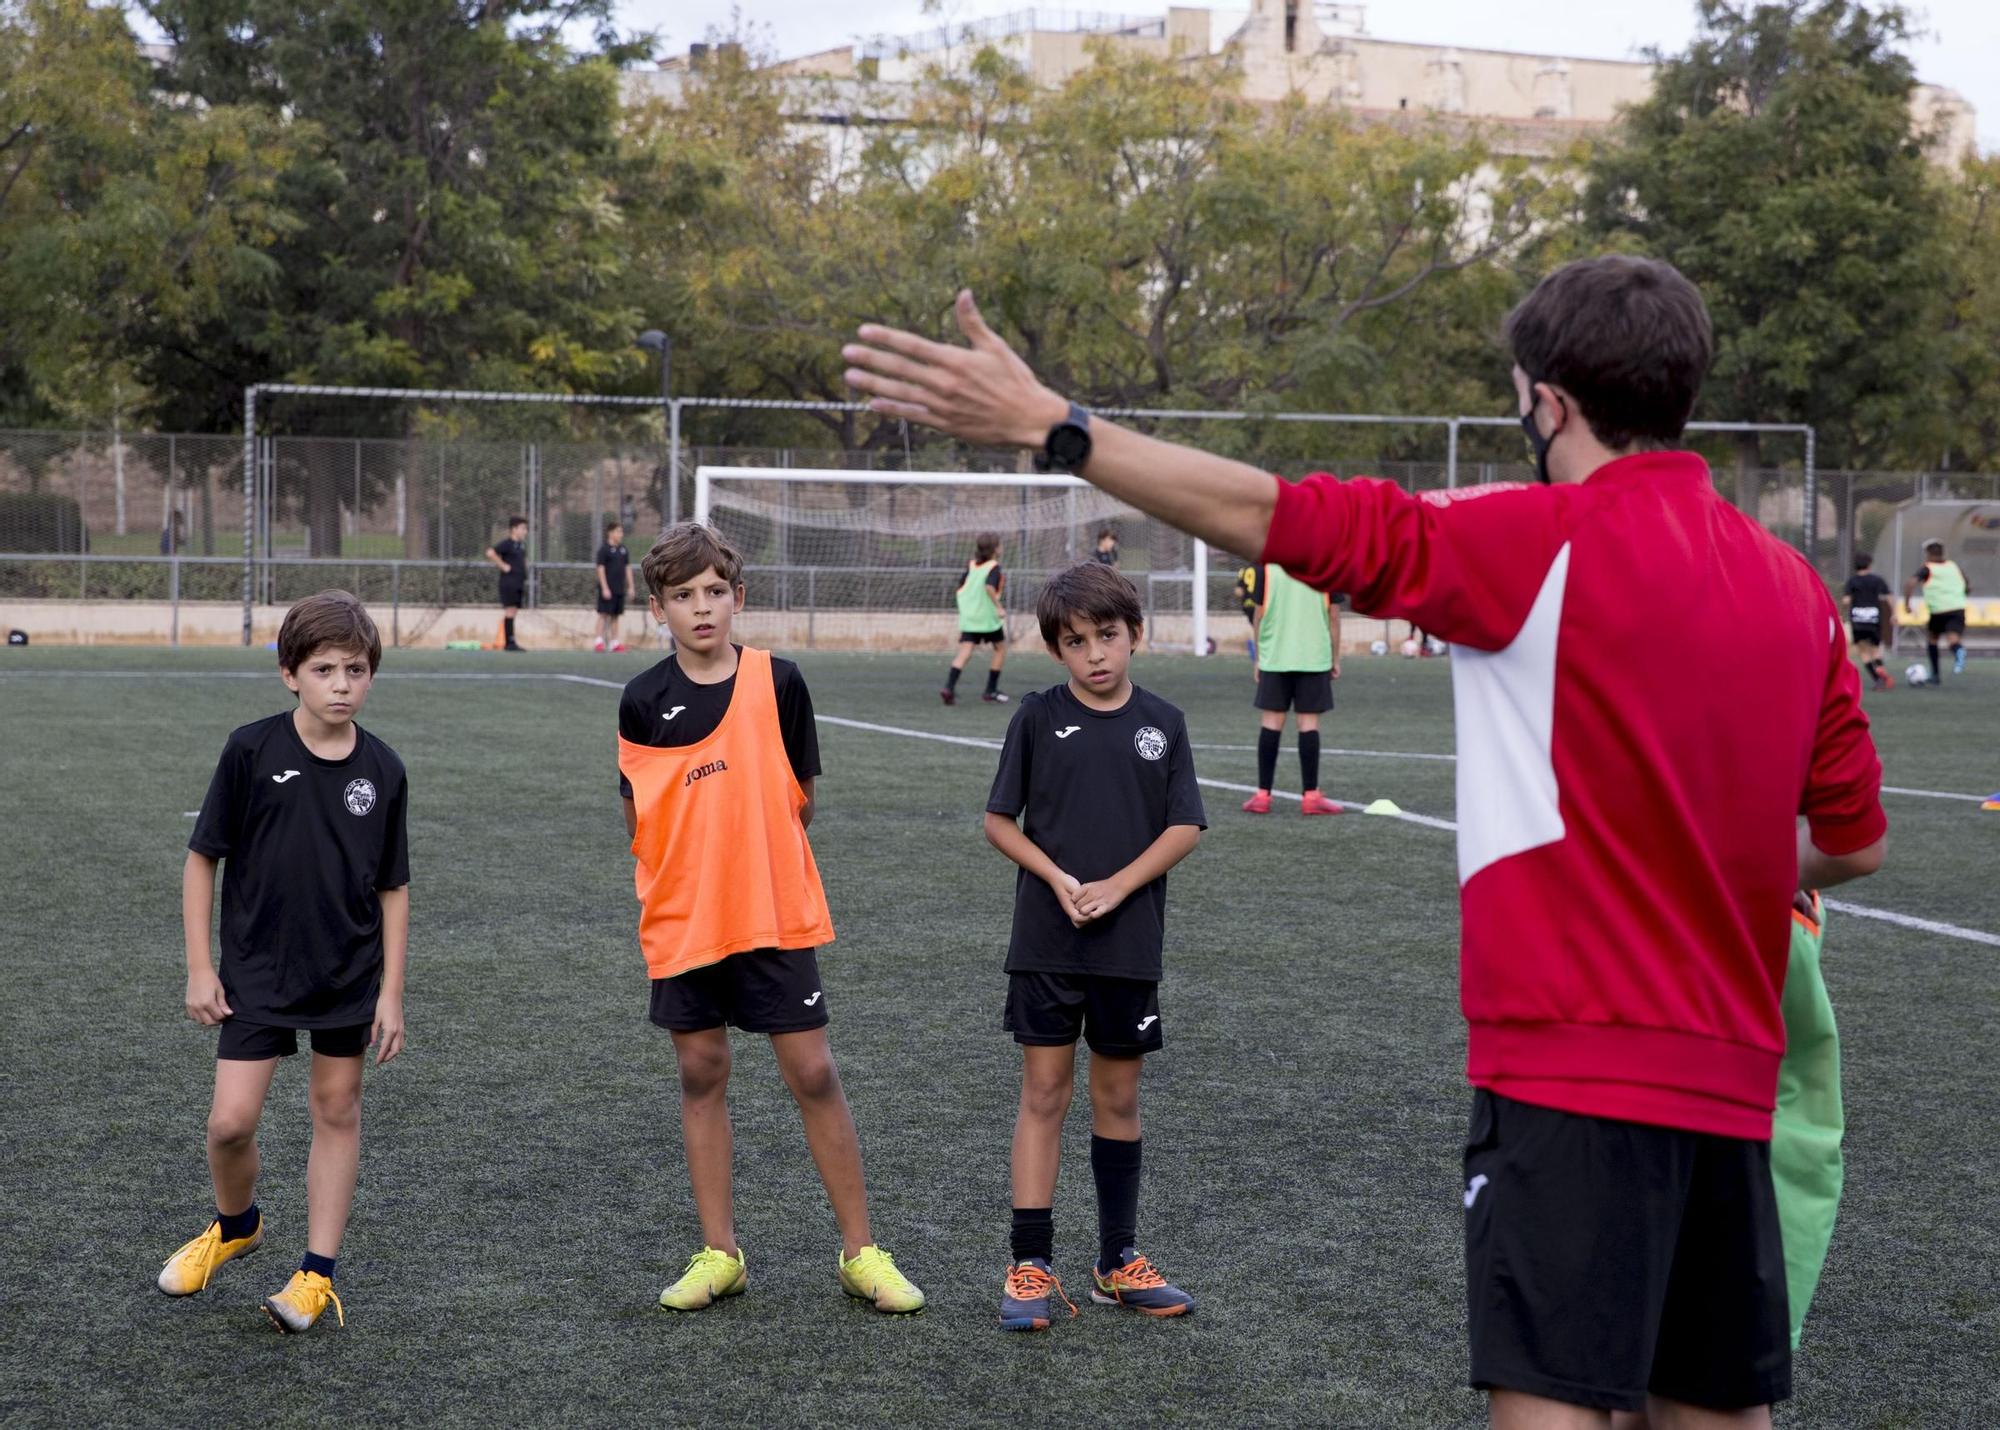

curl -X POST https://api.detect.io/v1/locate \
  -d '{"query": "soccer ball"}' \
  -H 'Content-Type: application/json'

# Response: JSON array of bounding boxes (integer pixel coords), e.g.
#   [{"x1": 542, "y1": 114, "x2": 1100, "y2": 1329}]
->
[
  {"x1": 1905, "y1": 663, "x2": 1930, "y2": 686},
  {"x1": 1400, "y1": 638, "x2": 1421, "y2": 658},
  {"x1": 1369, "y1": 639, "x2": 1389, "y2": 656}
]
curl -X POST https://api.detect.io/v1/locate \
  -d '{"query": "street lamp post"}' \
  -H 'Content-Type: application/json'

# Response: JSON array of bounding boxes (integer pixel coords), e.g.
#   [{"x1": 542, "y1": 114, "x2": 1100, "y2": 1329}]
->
[{"x1": 636, "y1": 329, "x2": 676, "y2": 527}]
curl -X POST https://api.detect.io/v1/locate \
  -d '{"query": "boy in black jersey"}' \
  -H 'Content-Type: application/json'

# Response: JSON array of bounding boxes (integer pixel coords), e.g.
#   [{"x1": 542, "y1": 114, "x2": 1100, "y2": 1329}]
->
[
  {"x1": 594, "y1": 519, "x2": 636, "y2": 653},
  {"x1": 484, "y1": 516, "x2": 529, "y2": 650},
  {"x1": 984, "y1": 562, "x2": 1206, "y2": 1330},
  {"x1": 1842, "y1": 554, "x2": 1893, "y2": 691},
  {"x1": 161, "y1": 590, "x2": 410, "y2": 1334}
]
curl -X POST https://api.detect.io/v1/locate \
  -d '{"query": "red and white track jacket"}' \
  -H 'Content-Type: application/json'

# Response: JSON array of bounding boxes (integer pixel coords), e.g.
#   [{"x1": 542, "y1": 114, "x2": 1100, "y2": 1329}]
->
[{"x1": 1263, "y1": 452, "x2": 1886, "y2": 1139}]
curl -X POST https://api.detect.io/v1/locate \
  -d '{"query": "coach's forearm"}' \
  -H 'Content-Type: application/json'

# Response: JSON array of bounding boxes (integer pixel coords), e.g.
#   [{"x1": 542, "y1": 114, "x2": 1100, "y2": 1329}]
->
[
  {"x1": 1079, "y1": 421, "x2": 1280, "y2": 561},
  {"x1": 378, "y1": 885, "x2": 409, "y2": 1001},
  {"x1": 183, "y1": 852, "x2": 217, "y2": 974},
  {"x1": 1798, "y1": 826, "x2": 1887, "y2": 891}
]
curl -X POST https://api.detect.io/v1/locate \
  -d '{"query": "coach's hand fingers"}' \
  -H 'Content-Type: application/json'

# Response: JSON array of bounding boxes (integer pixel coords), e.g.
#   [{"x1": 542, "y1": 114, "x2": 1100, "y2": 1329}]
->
[
  {"x1": 841, "y1": 340, "x2": 949, "y2": 391},
  {"x1": 843, "y1": 367, "x2": 940, "y2": 412},
  {"x1": 955, "y1": 289, "x2": 1008, "y2": 353},
  {"x1": 854, "y1": 322, "x2": 966, "y2": 368}
]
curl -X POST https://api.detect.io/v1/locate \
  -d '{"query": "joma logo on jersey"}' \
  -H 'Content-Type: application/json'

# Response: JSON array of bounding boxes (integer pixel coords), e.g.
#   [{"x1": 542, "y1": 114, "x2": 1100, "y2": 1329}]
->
[{"x1": 683, "y1": 759, "x2": 729, "y2": 787}]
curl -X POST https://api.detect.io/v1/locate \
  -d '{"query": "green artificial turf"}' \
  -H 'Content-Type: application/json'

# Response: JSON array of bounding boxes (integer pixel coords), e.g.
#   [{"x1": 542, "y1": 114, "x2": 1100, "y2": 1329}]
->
[{"x1": 0, "y1": 646, "x2": 1993, "y2": 1427}]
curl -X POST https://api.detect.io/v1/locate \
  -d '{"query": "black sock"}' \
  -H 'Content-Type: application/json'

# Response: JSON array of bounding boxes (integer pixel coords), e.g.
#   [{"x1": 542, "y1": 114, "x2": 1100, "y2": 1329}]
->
[
  {"x1": 1091, "y1": 1134, "x2": 1142, "y2": 1273},
  {"x1": 1928, "y1": 642, "x2": 1941, "y2": 681},
  {"x1": 945, "y1": 664, "x2": 963, "y2": 692},
  {"x1": 300, "y1": 1251, "x2": 336, "y2": 1278},
  {"x1": 985, "y1": 665, "x2": 1002, "y2": 695},
  {"x1": 1868, "y1": 659, "x2": 1885, "y2": 681},
  {"x1": 504, "y1": 616, "x2": 516, "y2": 645},
  {"x1": 1256, "y1": 727, "x2": 1280, "y2": 792},
  {"x1": 216, "y1": 1204, "x2": 259, "y2": 1242},
  {"x1": 1299, "y1": 729, "x2": 1321, "y2": 792},
  {"x1": 1010, "y1": 1207, "x2": 1053, "y2": 1265}
]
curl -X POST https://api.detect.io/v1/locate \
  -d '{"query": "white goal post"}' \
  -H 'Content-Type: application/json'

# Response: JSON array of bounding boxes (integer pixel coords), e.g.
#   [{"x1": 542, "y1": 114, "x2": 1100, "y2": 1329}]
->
[{"x1": 694, "y1": 465, "x2": 1211, "y2": 655}]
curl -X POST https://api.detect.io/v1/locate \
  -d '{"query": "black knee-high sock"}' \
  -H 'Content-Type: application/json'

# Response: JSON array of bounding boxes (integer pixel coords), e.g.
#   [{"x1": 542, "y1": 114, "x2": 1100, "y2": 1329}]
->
[
  {"x1": 986, "y1": 664, "x2": 1002, "y2": 694},
  {"x1": 1091, "y1": 1135, "x2": 1142, "y2": 1272},
  {"x1": 1299, "y1": 729, "x2": 1321, "y2": 792},
  {"x1": 945, "y1": 664, "x2": 963, "y2": 692},
  {"x1": 1928, "y1": 642, "x2": 1941, "y2": 681},
  {"x1": 1867, "y1": 659, "x2": 1885, "y2": 681},
  {"x1": 1256, "y1": 727, "x2": 1280, "y2": 792},
  {"x1": 1010, "y1": 1206, "x2": 1053, "y2": 1264},
  {"x1": 503, "y1": 616, "x2": 516, "y2": 645}
]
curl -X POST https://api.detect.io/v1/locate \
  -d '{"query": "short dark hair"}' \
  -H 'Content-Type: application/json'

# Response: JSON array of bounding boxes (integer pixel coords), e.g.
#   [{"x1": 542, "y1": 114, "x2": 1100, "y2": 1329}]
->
[
  {"x1": 974, "y1": 532, "x2": 1001, "y2": 562},
  {"x1": 278, "y1": 590, "x2": 382, "y2": 673},
  {"x1": 507, "y1": 515, "x2": 528, "y2": 530},
  {"x1": 1503, "y1": 256, "x2": 1713, "y2": 450},
  {"x1": 1037, "y1": 562, "x2": 1144, "y2": 644},
  {"x1": 642, "y1": 521, "x2": 744, "y2": 598},
  {"x1": 1925, "y1": 539, "x2": 1945, "y2": 557},
  {"x1": 1854, "y1": 553, "x2": 1873, "y2": 571},
  {"x1": 1096, "y1": 525, "x2": 1117, "y2": 542},
  {"x1": 605, "y1": 519, "x2": 624, "y2": 536}
]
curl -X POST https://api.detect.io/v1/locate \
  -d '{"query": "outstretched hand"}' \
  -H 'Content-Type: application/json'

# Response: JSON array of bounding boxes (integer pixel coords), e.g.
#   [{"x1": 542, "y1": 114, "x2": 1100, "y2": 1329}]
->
[{"x1": 843, "y1": 291, "x2": 1069, "y2": 450}]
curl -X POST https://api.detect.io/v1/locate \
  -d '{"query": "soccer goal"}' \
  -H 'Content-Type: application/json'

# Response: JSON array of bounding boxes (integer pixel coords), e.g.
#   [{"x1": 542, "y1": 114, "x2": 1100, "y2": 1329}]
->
[{"x1": 694, "y1": 466, "x2": 1213, "y2": 655}]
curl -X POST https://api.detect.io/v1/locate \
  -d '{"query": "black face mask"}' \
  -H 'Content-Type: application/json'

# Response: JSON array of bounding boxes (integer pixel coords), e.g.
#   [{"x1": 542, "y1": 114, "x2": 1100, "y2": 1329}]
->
[{"x1": 1519, "y1": 389, "x2": 1561, "y2": 486}]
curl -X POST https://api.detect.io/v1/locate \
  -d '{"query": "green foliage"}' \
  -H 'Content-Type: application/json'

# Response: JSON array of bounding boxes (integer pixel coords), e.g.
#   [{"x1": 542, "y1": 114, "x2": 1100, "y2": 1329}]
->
[{"x1": 0, "y1": 491, "x2": 84, "y2": 551}]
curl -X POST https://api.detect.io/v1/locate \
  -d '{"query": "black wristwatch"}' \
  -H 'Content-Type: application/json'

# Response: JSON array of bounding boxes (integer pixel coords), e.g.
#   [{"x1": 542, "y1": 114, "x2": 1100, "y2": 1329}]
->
[{"x1": 1035, "y1": 402, "x2": 1092, "y2": 473}]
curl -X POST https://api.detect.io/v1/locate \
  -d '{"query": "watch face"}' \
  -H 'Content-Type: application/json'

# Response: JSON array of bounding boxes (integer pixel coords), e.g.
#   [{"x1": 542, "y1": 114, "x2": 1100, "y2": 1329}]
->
[{"x1": 1049, "y1": 423, "x2": 1092, "y2": 469}]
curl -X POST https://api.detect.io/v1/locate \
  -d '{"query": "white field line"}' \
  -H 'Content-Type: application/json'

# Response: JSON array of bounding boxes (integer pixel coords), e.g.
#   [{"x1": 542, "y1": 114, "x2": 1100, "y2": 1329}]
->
[{"x1": 12, "y1": 670, "x2": 1993, "y2": 944}]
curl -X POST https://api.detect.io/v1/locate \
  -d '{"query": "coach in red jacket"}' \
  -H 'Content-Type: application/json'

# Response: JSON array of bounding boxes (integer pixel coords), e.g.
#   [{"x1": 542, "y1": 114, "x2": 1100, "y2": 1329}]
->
[{"x1": 845, "y1": 256, "x2": 1888, "y2": 1427}]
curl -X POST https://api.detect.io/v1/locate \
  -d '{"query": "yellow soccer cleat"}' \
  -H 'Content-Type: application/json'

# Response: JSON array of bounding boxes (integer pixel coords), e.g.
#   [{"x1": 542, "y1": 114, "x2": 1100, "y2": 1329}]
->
[
  {"x1": 262, "y1": 1270, "x2": 344, "y2": 1334},
  {"x1": 839, "y1": 1245, "x2": 925, "y2": 1315},
  {"x1": 658, "y1": 1246, "x2": 747, "y2": 1311},
  {"x1": 157, "y1": 1218, "x2": 264, "y2": 1296}
]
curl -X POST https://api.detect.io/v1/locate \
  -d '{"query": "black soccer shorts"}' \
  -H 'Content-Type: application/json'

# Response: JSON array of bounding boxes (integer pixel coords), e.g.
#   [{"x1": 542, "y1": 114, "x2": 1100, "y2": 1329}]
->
[
  {"x1": 1253, "y1": 669, "x2": 1334, "y2": 714},
  {"x1": 1463, "y1": 1089, "x2": 1791, "y2": 1412},
  {"x1": 1004, "y1": 972, "x2": 1162, "y2": 1056},
  {"x1": 958, "y1": 628, "x2": 1006, "y2": 646},
  {"x1": 650, "y1": 947, "x2": 829, "y2": 1035},
  {"x1": 1849, "y1": 624, "x2": 1882, "y2": 647},
  {"x1": 1927, "y1": 610, "x2": 1966, "y2": 637},
  {"x1": 217, "y1": 1020, "x2": 370, "y2": 1061},
  {"x1": 498, "y1": 581, "x2": 525, "y2": 609},
  {"x1": 596, "y1": 593, "x2": 627, "y2": 617}
]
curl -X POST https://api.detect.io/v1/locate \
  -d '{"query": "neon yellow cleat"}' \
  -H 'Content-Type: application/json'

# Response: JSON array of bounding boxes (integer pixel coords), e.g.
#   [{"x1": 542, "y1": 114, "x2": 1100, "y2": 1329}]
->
[
  {"x1": 157, "y1": 1219, "x2": 264, "y2": 1296},
  {"x1": 262, "y1": 1270, "x2": 344, "y2": 1333},
  {"x1": 839, "y1": 1245, "x2": 926, "y2": 1314},
  {"x1": 658, "y1": 1246, "x2": 747, "y2": 1311}
]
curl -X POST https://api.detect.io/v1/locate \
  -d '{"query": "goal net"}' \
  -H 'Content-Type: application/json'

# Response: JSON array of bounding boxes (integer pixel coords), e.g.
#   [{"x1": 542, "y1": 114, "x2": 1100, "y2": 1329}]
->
[{"x1": 694, "y1": 467, "x2": 1213, "y2": 654}]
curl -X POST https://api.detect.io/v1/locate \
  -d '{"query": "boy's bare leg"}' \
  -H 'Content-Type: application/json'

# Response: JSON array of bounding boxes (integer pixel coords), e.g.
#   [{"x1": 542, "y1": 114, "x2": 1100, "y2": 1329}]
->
[
  {"x1": 990, "y1": 642, "x2": 1006, "y2": 674},
  {"x1": 950, "y1": 640, "x2": 975, "y2": 672},
  {"x1": 669, "y1": 1027, "x2": 737, "y2": 1254},
  {"x1": 1491, "y1": 1392, "x2": 1605, "y2": 1429},
  {"x1": 770, "y1": 1028, "x2": 871, "y2": 1257},
  {"x1": 1608, "y1": 1403, "x2": 1770, "y2": 1430},
  {"x1": 1087, "y1": 1049, "x2": 1142, "y2": 1140},
  {"x1": 209, "y1": 1057, "x2": 280, "y2": 1215},
  {"x1": 1012, "y1": 1043, "x2": 1076, "y2": 1208},
  {"x1": 304, "y1": 1052, "x2": 363, "y2": 1258}
]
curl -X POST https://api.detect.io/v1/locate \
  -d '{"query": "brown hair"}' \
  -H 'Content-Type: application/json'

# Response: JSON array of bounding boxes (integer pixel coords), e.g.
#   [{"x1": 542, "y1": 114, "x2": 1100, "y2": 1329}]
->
[
  {"x1": 642, "y1": 521, "x2": 744, "y2": 598},
  {"x1": 507, "y1": 515, "x2": 527, "y2": 530},
  {"x1": 1503, "y1": 256, "x2": 1713, "y2": 450},
  {"x1": 974, "y1": 532, "x2": 1001, "y2": 563},
  {"x1": 1925, "y1": 540, "x2": 1945, "y2": 557},
  {"x1": 1037, "y1": 562, "x2": 1144, "y2": 644},
  {"x1": 605, "y1": 518, "x2": 624, "y2": 537},
  {"x1": 278, "y1": 590, "x2": 382, "y2": 673}
]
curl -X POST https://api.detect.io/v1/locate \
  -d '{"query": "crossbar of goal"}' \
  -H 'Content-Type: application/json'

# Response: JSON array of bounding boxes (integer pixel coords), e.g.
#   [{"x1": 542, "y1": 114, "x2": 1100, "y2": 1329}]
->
[{"x1": 693, "y1": 465, "x2": 1212, "y2": 656}]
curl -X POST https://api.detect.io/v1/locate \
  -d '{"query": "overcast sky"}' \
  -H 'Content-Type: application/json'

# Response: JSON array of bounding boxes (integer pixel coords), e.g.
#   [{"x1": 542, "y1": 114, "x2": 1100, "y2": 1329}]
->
[{"x1": 616, "y1": 0, "x2": 1998, "y2": 151}]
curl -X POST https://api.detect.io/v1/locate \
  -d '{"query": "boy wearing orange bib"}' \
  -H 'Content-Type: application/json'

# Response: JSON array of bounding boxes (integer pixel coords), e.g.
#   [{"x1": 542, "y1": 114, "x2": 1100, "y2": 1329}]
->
[{"x1": 617, "y1": 523, "x2": 925, "y2": 1315}]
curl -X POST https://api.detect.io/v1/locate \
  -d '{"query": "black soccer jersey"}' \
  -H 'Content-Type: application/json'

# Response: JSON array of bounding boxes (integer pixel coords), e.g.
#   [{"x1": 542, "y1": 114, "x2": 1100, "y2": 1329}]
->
[
  {"x1": 596, "y1": 542, "x2": 632, "y2": 594},
  {"x1": 189, "y1": 712, "x2": 410, "y2": 1028},
  {"x1": 1843, "y1": 572, "x2": 1890, "y2": 627},
  {"x1": 617, "y1": 646, "x2": 820, "y2": 797},
  {"x1": 986, "y1": 682, "x2": 1206, "y2": 980}
]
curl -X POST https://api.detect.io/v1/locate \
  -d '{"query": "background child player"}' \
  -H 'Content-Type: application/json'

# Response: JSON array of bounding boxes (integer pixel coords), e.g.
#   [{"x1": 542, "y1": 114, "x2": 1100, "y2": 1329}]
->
[
  {"x1": 1241, "y1": 561, "x2": 1341, "y2": 816},
  {"x1": 942, "y1": 531, "x2": 1009, "y2": 704},
  {"x1": 1902, "y1": 538, "x2": 1970, "y2": 682},
  {"x1": 982, "y1": 562, "x2": 1206, "y2": 1331},
  {"x1": 1093, "y1": 525, "x2": 1120, "y2": 567},
  {"x1": 617, "y1": 522, "x2": 925, "y2": 1316},
  {"x1": 162, "y1": 590, "x2": 409, "y2": 1334},
  {"x1": 483, "y1": 516, "x2": 529, "y2": 651},
  {"x1": 594, "y1": 519, "x2": 636, "y2": 652},
  {"x1": 1842, "y1": 554, "x2": 1893, "y2": 690}
]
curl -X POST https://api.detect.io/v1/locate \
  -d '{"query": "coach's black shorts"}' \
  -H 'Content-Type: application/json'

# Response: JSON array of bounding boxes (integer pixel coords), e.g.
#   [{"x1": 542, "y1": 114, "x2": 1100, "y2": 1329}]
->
[
  {"x1": 596, "y1": 593, "x2": 627, "y2": 617},
  {"x1": 217, "y1": 1019, "x2": 370, "y2": 1061},
  {"x1": 498, "y1": 581, "x2": 525, "y2": 609},
  {"x1": 1849, "y1": 624, "x2": 1882, "y2": 647},
  {"x1": 651, "y1": 947, "x2": 828, "y2": 1035},
  {"x1": 1004, "y1": 972, "x2": 1162, "y2": 1056},
  {"x1": 1463, "y1": 1090, "x2": 1791, "y2": 1412},
  {"x1": 1928, "y1": 609, "x2": 1967, "y2": 637},
  {"x1": 958, "y1": 628, "x2": 1006, "y2": 646},
  {"x1": 1253, "y1": 669, "x2": 1333, "y2": 713}
]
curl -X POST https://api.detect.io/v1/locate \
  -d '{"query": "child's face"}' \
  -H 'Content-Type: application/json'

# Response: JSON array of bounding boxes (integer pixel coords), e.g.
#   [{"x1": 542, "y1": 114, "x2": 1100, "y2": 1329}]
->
[
  {"x1": 510, "y1": 523, "x2": 528, "y2": 540},
  {"x1": 281, "y1": 645, "x2": 373, "y2": 726},
  {"x1": 1049, "y1": 612, "x2": 1137, "y2": 698},
  {"x1": 650, "y1": 566, "x2": 743, "y2": 655},
  {"x1": 607, "y1": 527, "x2": 623, "y2": 547}
]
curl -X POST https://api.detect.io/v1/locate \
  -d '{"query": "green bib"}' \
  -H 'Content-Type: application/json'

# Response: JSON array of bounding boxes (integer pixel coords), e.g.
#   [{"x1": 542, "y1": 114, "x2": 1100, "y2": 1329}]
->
[
  {"x1": 1923, "y1": 559, "x2": 1967, "y2": 613},
  {"x1": 956, "y1": 560, "x2": 1002, "y2": 633},
  {"x1": 1771, "y1": 899, "x2": 1844, "y2": 1349},
  {"x1": 1255, "y1": 564, "x2": 1333, "y2": 672}
]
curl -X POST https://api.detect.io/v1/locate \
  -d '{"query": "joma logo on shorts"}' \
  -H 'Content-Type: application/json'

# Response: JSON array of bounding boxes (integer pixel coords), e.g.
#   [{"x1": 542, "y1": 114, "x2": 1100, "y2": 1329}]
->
[{"x1": 684, "y1": 759, "x2": 729, "y2": 786}]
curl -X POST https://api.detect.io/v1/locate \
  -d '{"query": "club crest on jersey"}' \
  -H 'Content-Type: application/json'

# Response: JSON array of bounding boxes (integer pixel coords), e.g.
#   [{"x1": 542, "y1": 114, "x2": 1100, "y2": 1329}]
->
[
  {"x1": 343, "y1": 778, "x2": 377, "y2": 816},
  {"x1": 1133, "y1": 726, "x2": 1167, "y2": 761}
]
